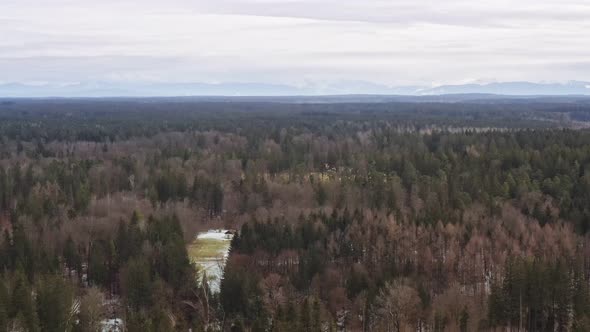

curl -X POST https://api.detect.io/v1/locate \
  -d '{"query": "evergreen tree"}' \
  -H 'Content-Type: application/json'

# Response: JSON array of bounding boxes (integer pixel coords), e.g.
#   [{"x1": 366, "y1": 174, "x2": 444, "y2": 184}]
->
[
  {"x1": 123, "y1": 258, "x2": 152, "y2": 309},
  {"x1": 0, "y1": 281, "x2": 8, "y2": 332},
  {"x1": 36, "y1": 275, "x2": 75, "y2": 332},
  {"x1": 10, "y1": 269, "x2": 39, "y2": 332}
]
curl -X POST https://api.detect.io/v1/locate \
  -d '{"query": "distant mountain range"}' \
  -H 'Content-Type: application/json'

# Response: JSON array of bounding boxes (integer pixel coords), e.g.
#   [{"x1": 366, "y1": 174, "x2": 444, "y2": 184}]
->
[
  {"x1": 418, "y1": 81, "x2": 590, "y2": 96},
  {"x1": 1, "y1": 80, "x2": 590, "y2": 98}
]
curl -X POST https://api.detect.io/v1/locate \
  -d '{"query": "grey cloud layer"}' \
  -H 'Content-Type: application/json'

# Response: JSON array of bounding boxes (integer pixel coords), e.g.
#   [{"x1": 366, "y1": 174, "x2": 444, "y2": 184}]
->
[
  {"x1": 1, "y1": 0, "x2": 589, "y2": 87},
  {"x1": 194, "y1": 0, "x2": 590, "y2": 26}
]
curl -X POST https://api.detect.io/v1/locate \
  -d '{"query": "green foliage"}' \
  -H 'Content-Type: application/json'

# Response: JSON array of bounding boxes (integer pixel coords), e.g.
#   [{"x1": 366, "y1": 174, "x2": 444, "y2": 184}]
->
[
  {"x1": 123, "y1": 258, "x2": 152, "y2": 309},
  {"x1": 10, "y1": 269, "x2": 39, "y2": 332},
  {"x1": 488, "y1": 258, "x2": 587, "y2": 331},
  {"x1": 36, "y1": 274, "x2": 75, "y2": 332},
  {"x1": 88, "y1": 239, "x2": 111, "y2": 287},
  {"x1": 1, "y1": 100, "x2": 590, "y2": 330},
  {"x1": 191, "y1": 175, "x2": 224, "y2": 216},
  {"x1": 0, "y1": 281, "x2": 8, "y2": 332}
]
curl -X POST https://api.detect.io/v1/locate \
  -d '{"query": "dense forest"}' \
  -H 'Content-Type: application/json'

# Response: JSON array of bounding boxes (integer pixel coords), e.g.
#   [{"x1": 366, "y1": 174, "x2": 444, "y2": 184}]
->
[{"x1": 0, "y1": 97, "x2": 589, "y2": 331}]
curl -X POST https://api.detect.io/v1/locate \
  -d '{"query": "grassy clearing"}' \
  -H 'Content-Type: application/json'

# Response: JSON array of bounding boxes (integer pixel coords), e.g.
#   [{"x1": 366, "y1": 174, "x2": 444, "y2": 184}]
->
[
  {"x1": 187, "y1": 230, "x2": 234, "y2": 292},
  {"x1": 187, "y1": 238, "x2": 230, "y2": 262}
]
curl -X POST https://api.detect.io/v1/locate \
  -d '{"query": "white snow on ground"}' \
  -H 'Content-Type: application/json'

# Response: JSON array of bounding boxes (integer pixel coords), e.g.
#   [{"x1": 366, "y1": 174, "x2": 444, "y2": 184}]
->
[
  {"x1": 196, "y1": 229, "x2": 233, "y2": 241},
  {"x1": 101, "y1": 318, "x2": 123, "y2": 332},
  {"x1": 191, "y1": 230, "x2": 234, "y2": 293}
]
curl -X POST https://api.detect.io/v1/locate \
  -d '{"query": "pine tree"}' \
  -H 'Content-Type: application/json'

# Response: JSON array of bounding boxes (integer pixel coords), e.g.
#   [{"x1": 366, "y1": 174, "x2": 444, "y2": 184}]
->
[
  {"x1": 459, "y1": 306, "x2": 469, "y2": 332},
  {"x1": 11, "y1": 269, "x2": 39, "y2": 332},
  {"x1": 0, "y1": 281, "x2": 8, "y2": 332},
  {"x1": 88, "y1": 240, "x2": 109, "y2": 287},
  {"x1": 300, "y1": 298, "x2": 311, "y2": 331},
  {"x1": 36, "y1": 274, "x2": 75, "y2": 332},
  {"x1": 123, "y1": 258, "x2": 152, "y2": 309},
  {"x1": 312, "y1": 299, "x2": 321, "y2": 332}
]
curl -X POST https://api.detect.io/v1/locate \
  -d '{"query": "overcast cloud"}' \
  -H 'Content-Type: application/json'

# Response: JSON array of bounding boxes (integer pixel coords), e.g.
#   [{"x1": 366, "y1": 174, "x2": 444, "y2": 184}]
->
[{"x1": 1, "y1": 0, "x2": 589, "y2": 88}]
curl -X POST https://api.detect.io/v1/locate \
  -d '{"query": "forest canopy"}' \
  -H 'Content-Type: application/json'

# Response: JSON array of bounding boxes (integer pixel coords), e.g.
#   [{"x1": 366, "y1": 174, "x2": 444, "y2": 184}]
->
[{"x1": 0, "y1": 97, "x2": 589, "y2": 331}]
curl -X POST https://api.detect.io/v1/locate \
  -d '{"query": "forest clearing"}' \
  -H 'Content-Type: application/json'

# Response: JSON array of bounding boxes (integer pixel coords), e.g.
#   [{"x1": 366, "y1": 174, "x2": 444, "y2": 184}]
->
[{"x1": 188, "y1": 230, "x2": 234, "y2": 293}]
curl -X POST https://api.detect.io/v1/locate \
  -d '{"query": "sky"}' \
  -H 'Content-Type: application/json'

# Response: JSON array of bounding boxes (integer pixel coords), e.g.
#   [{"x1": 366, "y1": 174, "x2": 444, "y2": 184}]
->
[{"x1": 1, "y1": 0, "x2": 590, "y2": 91}]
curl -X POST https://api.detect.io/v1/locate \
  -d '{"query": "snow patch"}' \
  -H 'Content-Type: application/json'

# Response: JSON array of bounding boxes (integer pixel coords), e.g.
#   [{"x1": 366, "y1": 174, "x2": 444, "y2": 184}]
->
[
  {"x1": 101, "y1": 318, "x2": 123, "y2": 332},
  {"x1": 196, "y1": 229, "x2": 233, "y2": 241},
  {"x1": 190, "y1": 229, "x2": 234, "y2": 293}
]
